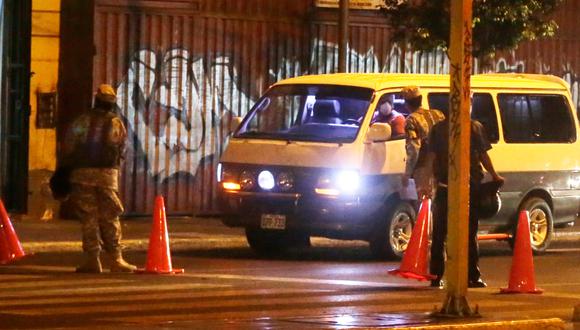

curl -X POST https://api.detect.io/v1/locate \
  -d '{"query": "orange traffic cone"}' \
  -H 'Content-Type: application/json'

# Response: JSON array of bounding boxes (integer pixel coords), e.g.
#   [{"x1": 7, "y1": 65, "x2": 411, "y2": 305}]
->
[
  {"x1": 389, "y1": 197, "x2": 435, "y2": 281},
  {"x1": 0, "y1": 199, "x2": 26, "y2": 264},
  {"x1": 137, "y1": 196, "x2": 184, "y2": 274},
  {"x1": 500, "y1": 211, "x2": 542, "y2": 294}
]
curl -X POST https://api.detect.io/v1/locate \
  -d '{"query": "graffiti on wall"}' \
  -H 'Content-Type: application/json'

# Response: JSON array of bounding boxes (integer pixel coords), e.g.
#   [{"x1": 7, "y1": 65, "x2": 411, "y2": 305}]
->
[
  {"x1": 494, "y1": 52, "x2": 526, "y2": 73},
  {"x1": 562, "y1": 69, "x2": 580, "y2": 112},
  {"x1": 495, "y1": 55, "x2": 580, "y2": 113},
  {"x1": 310, "y1": 38, "x2": 450, "y2": 74},
  {"x1": 310, "y1": 38, "x2": 381, "y2": 73},
  {"x1": 382, "y1": 44, "x2": 450, "y2": 74},
  {"x1": 545, "y1": 63, "x2": 580, "y2": 113},
  {"x1": 112, "y1": 38, "x2": 579, "y2": 213},
  {"x1": 115, "y1": 49, "x2": 250, "y2": 185},
  {"x1": 115, "y1": 41, "x2": 397, "y2": 189}
]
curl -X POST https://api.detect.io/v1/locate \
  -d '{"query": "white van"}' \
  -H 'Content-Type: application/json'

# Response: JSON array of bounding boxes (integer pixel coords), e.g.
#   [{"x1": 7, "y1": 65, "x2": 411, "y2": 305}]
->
[{"x1": 218, "y1": 73, "x2": 580, "y2": 259}]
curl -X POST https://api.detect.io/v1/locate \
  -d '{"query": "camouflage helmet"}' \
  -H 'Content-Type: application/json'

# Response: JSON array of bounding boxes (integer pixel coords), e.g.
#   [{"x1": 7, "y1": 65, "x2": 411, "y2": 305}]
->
[
  {"x1": 95, "y1": 84, "x2": 117, "y2": 104},
  {"x1": 401, "y1": 86, "x2": 422, "y2": 100}
]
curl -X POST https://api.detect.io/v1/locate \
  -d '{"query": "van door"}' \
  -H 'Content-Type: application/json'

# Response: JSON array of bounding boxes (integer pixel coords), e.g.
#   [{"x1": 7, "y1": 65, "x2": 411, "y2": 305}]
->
[
  {"x1": 496, "y1": 93, "x2": 579, "y2": 223},
  {"x1": 427, "y1": 92, "x2": 500, "y2": 142},
  {"x1": 427, "y1": 92, "x2": 506, "y2": 221},
  {"x1": 362, "y1": 92, "x2": 406, "y2": 177}
]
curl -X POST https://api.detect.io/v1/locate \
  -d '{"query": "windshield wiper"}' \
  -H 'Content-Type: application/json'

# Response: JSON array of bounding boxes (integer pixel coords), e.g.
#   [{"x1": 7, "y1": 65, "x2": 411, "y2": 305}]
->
[
  {"x1": 283, "y1": 132, "x2": 322, "y2": 139},
  {"x1": 237, "y1": 131, "x2": 349, "y2": 146},
  {"x1": 236, "y1": 131, "x2": 271, "y2": 138},
  {"x1": 284, "y1": 132, "x2": 350, "y2": 146}
]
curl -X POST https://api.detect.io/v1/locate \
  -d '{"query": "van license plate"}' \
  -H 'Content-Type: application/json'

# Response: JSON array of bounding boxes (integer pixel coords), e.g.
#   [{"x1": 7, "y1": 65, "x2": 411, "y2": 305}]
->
[{"x1": 261, "y1": 214, "x2": 286, "y2": 230}]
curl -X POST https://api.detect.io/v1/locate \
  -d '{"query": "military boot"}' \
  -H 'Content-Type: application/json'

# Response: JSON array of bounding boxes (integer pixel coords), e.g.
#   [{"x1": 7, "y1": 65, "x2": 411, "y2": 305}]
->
[
  {"x1": 109, "y1": 251, "x2": 137, "y2": 273},
  {"x1": 76, "y1": 251, "x2": 102, "y2": 273}
]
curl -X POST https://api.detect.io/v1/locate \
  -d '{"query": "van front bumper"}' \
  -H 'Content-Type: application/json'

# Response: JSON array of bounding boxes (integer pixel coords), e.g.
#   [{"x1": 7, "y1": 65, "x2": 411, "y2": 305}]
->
[{"x1": 219, "y1": 190, "x2": 382, "y2": 239}]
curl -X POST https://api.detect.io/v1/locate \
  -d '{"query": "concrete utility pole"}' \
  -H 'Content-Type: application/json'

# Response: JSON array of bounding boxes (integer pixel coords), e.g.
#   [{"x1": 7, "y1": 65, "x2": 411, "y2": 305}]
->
[
  {"x1": 437, "y1": 0, "x2": 475, "y2": 317},
  {"x1": 338, "y1": 0, "x2": 349, "y2": 72}
]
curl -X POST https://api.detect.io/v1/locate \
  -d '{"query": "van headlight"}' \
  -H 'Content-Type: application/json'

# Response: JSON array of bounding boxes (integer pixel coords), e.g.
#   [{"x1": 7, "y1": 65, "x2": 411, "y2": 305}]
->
[
  {"x1": 315, "y1": 170, "x2": 360, "y2": 196},
  {"x1": 220, "y1": 165, "x2": 241, "y2": 191},
  {"x1": 258, "y1": 170, "x2": 275, "y2": 190},
  {"x1": 220, "y1": 166, "x2": 237, "y2": 183},
  {"x1": 239, "y1": 171, "x2": 256, "y2": 190},
  {"x1": 277, "y1": 171, "x2": 294, "y2": 191},
  {"x1": 336, "y1": 170, "x2": 360, "y2": 192}
]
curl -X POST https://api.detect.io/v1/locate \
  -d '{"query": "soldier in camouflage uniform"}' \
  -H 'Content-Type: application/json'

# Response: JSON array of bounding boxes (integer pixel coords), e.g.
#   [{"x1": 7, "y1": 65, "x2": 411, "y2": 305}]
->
[
  {"x1": 401, "y1": 86, "x2": 445, "y2": 190},
  {"x1": 62, "y1": 84, "x2": 136, "y2": 273}
]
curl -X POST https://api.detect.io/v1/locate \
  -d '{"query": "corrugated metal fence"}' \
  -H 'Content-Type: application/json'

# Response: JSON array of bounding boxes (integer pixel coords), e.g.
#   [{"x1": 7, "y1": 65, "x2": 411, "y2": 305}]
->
[{"x1": 93, "y1": 0, "x2": 580, "y2": 216}]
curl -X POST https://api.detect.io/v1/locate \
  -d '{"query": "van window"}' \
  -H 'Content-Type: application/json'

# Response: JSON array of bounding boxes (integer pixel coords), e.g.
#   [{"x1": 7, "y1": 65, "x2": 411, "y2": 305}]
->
[
  {"x1": 428, "y1": 93, "x2": 499, "y2": 142},
  {"x1": 235, "y1": 84, "x2": 373, "y2": 143},
  {"x1": 498, "y1": 94, "x2": 575, "y2": 143},
  {"x1": 370, "y1": 93, "x2": 407, "y2": 139}
]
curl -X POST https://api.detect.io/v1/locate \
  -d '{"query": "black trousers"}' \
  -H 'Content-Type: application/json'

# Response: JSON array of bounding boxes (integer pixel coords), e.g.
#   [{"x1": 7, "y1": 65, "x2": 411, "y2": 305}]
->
[{"x1": 429, "y1": 185, "x2": 482, "y2": 282}]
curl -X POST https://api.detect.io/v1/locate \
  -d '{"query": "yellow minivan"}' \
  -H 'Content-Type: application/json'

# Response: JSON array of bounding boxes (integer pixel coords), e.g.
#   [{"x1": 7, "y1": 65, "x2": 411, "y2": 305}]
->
[{"x1": 218, "y1": 73, "x2": 580, "y2": 259}]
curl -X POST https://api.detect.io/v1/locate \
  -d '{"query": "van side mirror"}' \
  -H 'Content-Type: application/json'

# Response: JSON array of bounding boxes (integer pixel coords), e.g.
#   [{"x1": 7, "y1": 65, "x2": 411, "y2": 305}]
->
[
  {"x1": 365, "y1": 122, "x2": 392, "y2": 143},
  {"x1": 229, "y1": 116, "x2": 243, "y2": 132}
]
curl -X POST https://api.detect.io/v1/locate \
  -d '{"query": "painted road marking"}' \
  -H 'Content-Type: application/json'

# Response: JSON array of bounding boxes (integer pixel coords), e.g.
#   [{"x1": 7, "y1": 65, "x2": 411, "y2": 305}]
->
[
  {"x1": 545, "y1": 247, "x2": 580, "y2": 253},
  {"x1": 4, "y1": 289, "x2": 524, "y2": 316},
  {"x1": 468, "y1": 285, "x2": 580, "y2": 300},
  {"x1": 0, "y1": 288, "x2": 328, "y2": 307},
  {"x1": 182, "y1": 273, "x2": 413, "y2": 287},
  {"x1": 97, "y1": 299, "x2": 530, "y2": 325},
  {"x1": 0, "y1": 278, "x2": 128, "y2": 290},
  {"x1": 184, "y1": 274, "x2": 580, "y2": 300},
  {"x1": 20, "y1": 237, "x2": 249, "y2": 252},
  {"x1": 0, "y1": 282, "x2": 230, "y2": 299},
  {"x1": 0, "y1": 265, "x2": 75, "y2": 272}
]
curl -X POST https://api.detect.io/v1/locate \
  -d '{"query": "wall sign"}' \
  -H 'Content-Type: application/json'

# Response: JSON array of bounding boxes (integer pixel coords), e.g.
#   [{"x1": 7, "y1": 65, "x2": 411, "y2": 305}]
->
[{"x1": 36, "y1": 91, "x2": 57, "y2": 129}]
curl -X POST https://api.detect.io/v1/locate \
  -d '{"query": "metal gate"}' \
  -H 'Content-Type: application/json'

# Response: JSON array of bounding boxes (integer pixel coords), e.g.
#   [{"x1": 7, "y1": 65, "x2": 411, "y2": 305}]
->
[
  {"x1": 93, "y1": 0, "x2": 313, "y2": 215},
  {"x1": 0, "y1": 0, "x2": 31, "y2": 212},
  {"x1": 87, "y1": 0, "x2": 580, "y2": 216}
]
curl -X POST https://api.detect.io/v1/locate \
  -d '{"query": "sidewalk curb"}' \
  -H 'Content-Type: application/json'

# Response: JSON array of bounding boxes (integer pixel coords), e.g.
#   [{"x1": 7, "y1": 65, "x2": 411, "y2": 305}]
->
[
  {"x1": 393, "y1": 317, "x2": 565, "y2": 329},
  {"x1": 21, "y1": 236, "x2": 250, "y2": 253},
  {"x1": 19, "y1": 236, "x2": 375, "y2": 253}
]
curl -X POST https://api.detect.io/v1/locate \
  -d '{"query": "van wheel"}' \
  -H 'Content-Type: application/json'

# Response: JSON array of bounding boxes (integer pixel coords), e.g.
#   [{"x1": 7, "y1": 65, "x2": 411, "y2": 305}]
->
[
  {"x1": 369, "y1": 201, "x2": 416, "y2": 260},
  {"x1": 509, "y1": 197, "x2": 554, "y2": 254},
  {"x1": 245, "y1": 229, "x2": 310, "y2": 254}
]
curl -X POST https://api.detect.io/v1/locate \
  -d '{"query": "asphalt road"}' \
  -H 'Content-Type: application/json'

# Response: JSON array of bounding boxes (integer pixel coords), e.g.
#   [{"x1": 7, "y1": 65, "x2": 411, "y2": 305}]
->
[{"x1": 1, "y1": 218, "x2": 580, "y2": 329}]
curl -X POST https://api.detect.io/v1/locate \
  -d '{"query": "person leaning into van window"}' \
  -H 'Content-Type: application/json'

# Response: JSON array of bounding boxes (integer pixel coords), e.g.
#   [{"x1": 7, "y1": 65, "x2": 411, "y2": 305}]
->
[
  {"x1": 420, "y1": 118, "x2": 505, "y2": 288},
  {"x1": 401, "y1": 86, "x2": 445, "y2": 189},
  {"x1": 372, "y1": 94, "x2": 405, "y2": 137}
]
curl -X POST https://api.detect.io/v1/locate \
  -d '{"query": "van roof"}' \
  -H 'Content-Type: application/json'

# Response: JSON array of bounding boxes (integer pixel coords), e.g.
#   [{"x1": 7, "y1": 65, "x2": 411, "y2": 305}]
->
[{"x1": 274, "y1": 73, "x2": 570, "y2": 91}]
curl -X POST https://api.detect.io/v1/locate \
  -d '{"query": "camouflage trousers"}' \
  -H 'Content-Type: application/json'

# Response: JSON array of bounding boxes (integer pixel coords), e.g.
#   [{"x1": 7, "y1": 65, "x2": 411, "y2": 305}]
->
[{"x1": 69, "y1": 184, "x2": 125, "y2": 254}]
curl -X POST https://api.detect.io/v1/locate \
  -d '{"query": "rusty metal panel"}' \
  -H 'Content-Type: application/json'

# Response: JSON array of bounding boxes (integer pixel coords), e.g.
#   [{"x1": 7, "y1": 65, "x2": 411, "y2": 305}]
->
[
  {"x1": 92, "y1": 0, "x2": 580, "y2": 216},
  {"x1": 491, "y1": 0, "x2": 580, "y2": 111},
  {"x1": 94, "y1": 0, "x2": 313, "y2": 215},
  {"x1": 309, "y1": 9, "x2": 452, "y2": 75},
  {"x1": 1, "y1": 0, "x2": 32, "y2": 212}
]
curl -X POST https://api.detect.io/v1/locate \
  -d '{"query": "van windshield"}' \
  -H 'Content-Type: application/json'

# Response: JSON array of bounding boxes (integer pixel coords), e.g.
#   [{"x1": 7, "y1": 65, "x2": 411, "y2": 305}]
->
[{"x1": 235, "y1": 84, "x2": 373, "y2": 143}]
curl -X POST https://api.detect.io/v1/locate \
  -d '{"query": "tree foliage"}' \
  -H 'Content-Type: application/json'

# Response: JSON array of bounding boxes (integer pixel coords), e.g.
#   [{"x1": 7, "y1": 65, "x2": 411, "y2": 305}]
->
[{"x1": 383, "y1": 0, "x2": 562, "y2": 58}]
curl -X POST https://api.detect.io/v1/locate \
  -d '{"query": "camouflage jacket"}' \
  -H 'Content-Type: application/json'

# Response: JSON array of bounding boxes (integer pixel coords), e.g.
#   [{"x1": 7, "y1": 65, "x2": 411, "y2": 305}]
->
[
  {"x1": 404, "y1": 107, "x2": 445, "y2": 176},
  {"x1": 62, "y1": 108, "x2": 126, "y2": 190},
  {"x1": 62, "y1": 108, "x2": 126, "y2": 169}
]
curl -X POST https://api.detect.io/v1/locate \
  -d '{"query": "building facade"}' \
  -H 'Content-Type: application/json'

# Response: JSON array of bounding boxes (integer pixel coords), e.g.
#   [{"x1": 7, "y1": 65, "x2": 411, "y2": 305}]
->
[
  {"x1": 26, "y1": 0, "x2": 59, "y2": 219},
  {"x1": 22, "y1": 0, "x2": 580, "y2": 216}
]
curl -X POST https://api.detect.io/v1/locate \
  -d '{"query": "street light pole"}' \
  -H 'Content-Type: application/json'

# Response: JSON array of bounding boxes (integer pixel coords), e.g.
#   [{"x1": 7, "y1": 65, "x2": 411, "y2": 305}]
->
[
  {"x1": 338, "y1": 0, "x2": 349, "y2": 72},
  {"x1": 437, "y1": 0, "x2": 476, "y2": 317}
]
